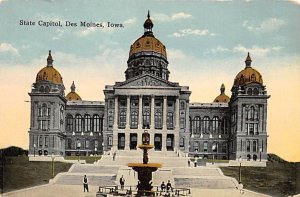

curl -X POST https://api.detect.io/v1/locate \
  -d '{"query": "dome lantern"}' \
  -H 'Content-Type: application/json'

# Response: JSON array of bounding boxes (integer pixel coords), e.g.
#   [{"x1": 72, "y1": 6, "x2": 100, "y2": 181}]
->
[
  {"x1": 71, "y1": 81, "x2": 76, "y2": 92},
  {"x1": 245, "y1": 52, "x2": 252, "y2": 67},
  {"x1": 143, "y1": 10, "x2": 154, "y2": 35},
  {"x1": 47, "y1": 50, "x2": 53, "y2": 66}
]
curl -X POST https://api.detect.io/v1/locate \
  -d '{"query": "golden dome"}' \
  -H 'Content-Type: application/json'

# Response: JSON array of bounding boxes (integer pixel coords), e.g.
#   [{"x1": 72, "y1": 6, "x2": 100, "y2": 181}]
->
[
  {"x1": 129, "y1": 36, "x2": 167, "y2": 58},
  {"x1": 36, "y1": 51, "x2": 63, "y2": 84},
  {"x1": 129, "y1": 11, "x2": 167, "y2": 58},
  {"x1": 214, "y1": 84, "x2": 230, "y2": 103},
  {"x1": 66, "y1": 81, "x2": 82, "y2": 101},
  {"x1": 234, "y1": 53, "x2": 263, "y2": 86}
]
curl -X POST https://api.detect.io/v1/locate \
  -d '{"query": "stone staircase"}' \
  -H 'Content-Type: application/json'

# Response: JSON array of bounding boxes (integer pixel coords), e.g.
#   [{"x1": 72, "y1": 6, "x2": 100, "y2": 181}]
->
[
  {"x1": 54, "y1": 164, "x2": 118, "y2": 186},
  {"x1": 53, "y1": 150, "x2": 238, "y2": 191}
]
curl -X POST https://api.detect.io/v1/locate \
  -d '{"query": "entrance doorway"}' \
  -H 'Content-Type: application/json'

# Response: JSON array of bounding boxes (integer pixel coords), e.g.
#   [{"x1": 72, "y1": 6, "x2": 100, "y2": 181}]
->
[
  {"x1": 166, "y1": 134, "x2": 174, "y2": 151},
  {"x1": 154, "y1": 134, "x2": 162, "y2": 151},
  {"x1": 130, "y1": 133, "x2": 137, "y2": 150},
  {"x1": 118, "y1": 133, "x2": 125, "y2": 150}
]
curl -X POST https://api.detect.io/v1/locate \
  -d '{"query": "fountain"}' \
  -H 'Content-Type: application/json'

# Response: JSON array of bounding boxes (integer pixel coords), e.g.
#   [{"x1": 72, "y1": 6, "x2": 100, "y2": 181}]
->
[{"x1": 128, "y1": 130, "x2": 162, "y2": 197}]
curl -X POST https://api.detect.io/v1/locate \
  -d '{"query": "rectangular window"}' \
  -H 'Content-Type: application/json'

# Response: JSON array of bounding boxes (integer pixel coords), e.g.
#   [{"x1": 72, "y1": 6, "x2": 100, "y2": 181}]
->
[
  {"x1": 253, "y1": 140, "x2": 257, "y2": 152},
  {"x1": 246, "y1": 141, "x2": 250, "y2": 152},
  {"x1": 249, "y1": 123, "x2": 254, "y2": 135},
  {"x1": 179, "y1": 137, "x2": 184, "y2": 147},
  {"x1": 85, "y1": 140, "x2": 89, "y2": 149},
  {"x1": 180, "y1": 117, "x2": 185, "y2": 129},
  {"x1": 45, "y1": 136, "x2": 48, "y2": 148},
  {"x1": 39, "y1": 136, "x2": 43, "y2": 147},
  {"x1": 108, "y1": 136, "x2": 112, "y2": 146},
  {"x1": 67, "y1": 139, "x2": 72, "y2": 149},
  {"x1": 203, "y1": 142, "x2": 208, "y2": 152}
]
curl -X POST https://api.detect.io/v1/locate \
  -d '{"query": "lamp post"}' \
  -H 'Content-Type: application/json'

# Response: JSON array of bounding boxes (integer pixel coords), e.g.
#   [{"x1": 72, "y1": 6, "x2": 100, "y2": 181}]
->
[
  {"x1": 33, "y1": 144, "x2": 36, "y2": 157},
  {"x1": 259, "y1": 148, "x2": 262, "y2": 162},
  {"x1": 238, "y1": 156, "x2": 242, "y2": 184},
  {"x1": 94, "y1": 147, "x2": 97, "y2": 162},
  {"x1": 212, "y1": 144, "x2": 216, "y2": 165},
  {"x1": 77, "y1": 141, "x2": 81, "y2": 162},
  {"x1": 51, "y1": 152, "x2": 55, "y2": 178}
]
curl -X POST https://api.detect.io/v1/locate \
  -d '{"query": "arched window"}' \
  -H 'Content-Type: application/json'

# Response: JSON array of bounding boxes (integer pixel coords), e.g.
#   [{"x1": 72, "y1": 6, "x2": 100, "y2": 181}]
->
[
  {"x1": 42, "y1": 103, "x2": 47, "y2": 117},
  {"x1": 93, "y1": 115, "x2": 100, "y2": 132},
  {"x1": 203, "y1": 116, "x2": 210, "y2": 134},
  {"x1": 193, "y1": 117, "x2": 200, "y2": 134},
  {"x1": 119, "y1": 111, "x2": 126, "y2": 129},
  {"x1": 130, "y1": 111, "x2": 138, "y2": 129},
  {"x1": 221, "y1": 117, "x2": 227, "y2": 134},
  {"x1": 108, "y1": 111, "x2": 113, "y2": 128},
  {"x1": 75, "y1": 114, "x2": 82, "y2": 132},
  {"x1": 212, "y1": 116, "x2": 219, "y2": 133},
  {"x1": 39, "y1": 86, "x2": 44, "y2": 92},
  {"x1": 84, "y1": 114, "x2": 91, "y2": 131},
  {"x1": 66, "y1": 114, "x2": 73, "y2": 132},
  {"x1": 247, "y1": 88, "x2": 252, "y2": 95},
  {"x1": 45, "y1": 86, "x2": 50, "y2": 93},
  {"x1": 167, "y1": 112, "x2": 174, "y2": 129},
  {"x1": 60, "y1": 105, "x2": 64, "y2": 128},
  {"x1": 155, "y1": 111, "x2": 162, "y2": 129},
  {"x1": 250, "y1": 106, "x2": 255, "y2": 120},
  {"x1": 253, "y1": 88, "x2": 259, "y2": 95},
  {"x1": 189, "y1": 117, "x2": 192, "y2": 135}
]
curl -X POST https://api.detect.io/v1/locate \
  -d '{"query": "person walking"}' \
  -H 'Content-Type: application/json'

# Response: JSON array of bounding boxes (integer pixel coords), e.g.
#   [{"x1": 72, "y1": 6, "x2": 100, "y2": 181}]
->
[
  {"x1": 160, "y1": 181, "x2": 166, "y2": 194},
  {"x1": 83, "y1": 175, "x2": 89, "y2": 192},
  {"x1": 166, "y1": 180, "x2": 172, "y2": 193},
  {"x1": 188, "y1": 159, "x2": 191, "y2": 167},
  {"x1": 119, "y1": 175, "x2": 125, "y2": 190},
  {"x1": 113, "y1": 151, "x2": 116, "y2": 161}
]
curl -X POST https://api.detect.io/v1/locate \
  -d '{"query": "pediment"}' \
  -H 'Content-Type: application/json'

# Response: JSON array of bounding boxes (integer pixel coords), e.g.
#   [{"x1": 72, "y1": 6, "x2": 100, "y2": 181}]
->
[{"x1": 114, "y1": 74, "x2": 179, "y2": 88}]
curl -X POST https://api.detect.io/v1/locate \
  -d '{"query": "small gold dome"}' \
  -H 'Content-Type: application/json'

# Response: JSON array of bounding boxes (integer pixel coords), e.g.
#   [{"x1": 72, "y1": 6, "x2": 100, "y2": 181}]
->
[
  {"x1": 36, "y1": 51, "x2": 63, "y2": 84},
  {"x1": 66, "y1": 92, "x2": 82, "y2": 101},
  {"x1": 214, "y1": 84, "x2": 230, "y2": 103},
  {"x1": 234, "y1": 53, "x2": 263, "y2": 86},
  {"x1": 66, "y1": 81, "x2": 82, "y2": 101}
]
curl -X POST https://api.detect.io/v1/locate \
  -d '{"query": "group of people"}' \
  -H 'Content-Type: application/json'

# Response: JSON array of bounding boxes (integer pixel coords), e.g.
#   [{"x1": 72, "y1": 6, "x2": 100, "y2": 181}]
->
[{"x1": 160, "y1": 180, "x2": 173, "y2": 193}]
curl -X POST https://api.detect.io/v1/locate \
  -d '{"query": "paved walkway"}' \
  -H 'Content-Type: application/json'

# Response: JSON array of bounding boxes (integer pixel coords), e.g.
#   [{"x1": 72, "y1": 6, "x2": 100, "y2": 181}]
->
[{"x1": 2, "y1": 184, "x2": 270, "y2": 197}]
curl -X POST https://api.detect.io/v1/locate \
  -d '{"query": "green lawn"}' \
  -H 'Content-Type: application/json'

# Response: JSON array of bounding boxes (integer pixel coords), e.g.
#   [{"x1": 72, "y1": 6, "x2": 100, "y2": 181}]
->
[
  {"x1": 2, "y1": 156, "x2": 72, "y2": 193},
  {"x1": 64, "y1": 156, "x2": 101, "y2": 164},
  {"x1": 220, "y1": 161, "x2": 300, "y2": 197}
]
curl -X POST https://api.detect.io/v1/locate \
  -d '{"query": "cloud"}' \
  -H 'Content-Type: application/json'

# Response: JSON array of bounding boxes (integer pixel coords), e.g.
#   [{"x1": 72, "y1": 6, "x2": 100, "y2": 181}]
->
[
  {"x1": 172, "y1": 28, "x2": 215, "y2": 37},
  {"x1": 153, "y1": 12, "x2": 192, "y2": 22},
  {"x1": 287, "y1": 0, "x2": 300, "y2": 5},
  {"x1": 52, "y1": 29, "x2": 65, "y2": 40},
  {"x1": 243, "y1": 18, "x2": 286, "y2": 32},
  {"x1": 0, "y1": 43, "x2": 19, "y2": 54},
  {"x1": 233, "y1": 44, "x2": 282, "y2": 57},
  {"x1": 123, "y1": 18, "x2": 137, "y2": 26}
]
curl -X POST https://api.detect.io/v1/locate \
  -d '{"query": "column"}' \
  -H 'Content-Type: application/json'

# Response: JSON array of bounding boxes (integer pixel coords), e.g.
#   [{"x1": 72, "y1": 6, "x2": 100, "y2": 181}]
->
[
  {"x1": 150, "y1": 95, "x2": 155, "y2": 130},
  {"x1": 113, "y1": 95, "x2": 118, "y2": 150},
  {"x1": 185, "y1": 100, "x2": 190, "y2": 152},
  {"x1": 163, "y1": 96, "x2": 167, "y2": 130},
  {"x1": 162, "y1": 133, "x2": 166, "y2": 151},
  {"x1": 138, "y1": 95, "x2": 143, "y2": 129},
  {"x1": 174, "y1": 97, "x2": 180, "y2": 150},
  {"x1": 113, "y1": 95, "x2": 119, "y2": 129},
  {"x1": 175, "y1": 97, "x2": 180, "y2": 129},
  {"x1": 126, "y1": 95, "x2": 130, "y2": 130}
]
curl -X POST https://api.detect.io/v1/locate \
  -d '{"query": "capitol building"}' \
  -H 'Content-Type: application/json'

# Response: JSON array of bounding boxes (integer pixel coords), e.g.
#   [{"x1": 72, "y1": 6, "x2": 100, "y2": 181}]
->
[{"x1": 28, "y1": 13, "x2": 270, "y2": 161}]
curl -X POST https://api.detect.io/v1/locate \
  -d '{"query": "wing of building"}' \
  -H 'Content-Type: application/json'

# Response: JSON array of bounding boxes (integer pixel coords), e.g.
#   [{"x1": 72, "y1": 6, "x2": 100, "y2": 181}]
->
[{"x1": 28, "y1": 13, "x2": 270, "y2": 161}]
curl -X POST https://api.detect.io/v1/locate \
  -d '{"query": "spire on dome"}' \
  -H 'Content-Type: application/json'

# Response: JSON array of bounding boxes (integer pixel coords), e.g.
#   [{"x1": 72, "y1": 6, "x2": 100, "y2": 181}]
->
[
  {"x1": 143, "y1": 10, "x2": 153, "y2": 35},
  {"x1": 220, "y1": 83, "x2": 225, "y2": 94},
  {"x1": 47, "y1": 50, "x2": 53, "y2": 66},
  {"x1": 245, "y1": 52, "x2": 252, "y2": 67},
  {"x1": 71, "y1": 81, "x2": 76, "y2": 92}
]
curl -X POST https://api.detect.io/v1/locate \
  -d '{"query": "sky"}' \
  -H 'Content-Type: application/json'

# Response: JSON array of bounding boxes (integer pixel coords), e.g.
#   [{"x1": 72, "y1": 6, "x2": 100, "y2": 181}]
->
[{"x1": 0, "y1": 0, "x2": 299, "y2": 162}]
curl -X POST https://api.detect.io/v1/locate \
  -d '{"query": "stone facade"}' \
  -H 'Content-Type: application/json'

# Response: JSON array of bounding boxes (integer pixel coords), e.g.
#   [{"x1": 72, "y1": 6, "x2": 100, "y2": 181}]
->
[{"x1": 28, "y1": 14, "x2": 269, "y2": 161}]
